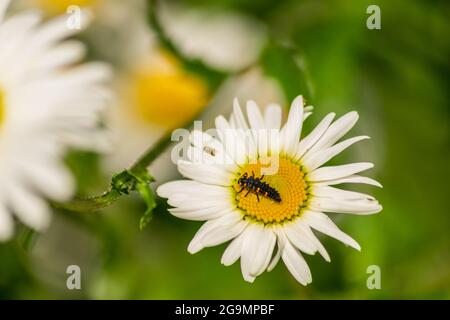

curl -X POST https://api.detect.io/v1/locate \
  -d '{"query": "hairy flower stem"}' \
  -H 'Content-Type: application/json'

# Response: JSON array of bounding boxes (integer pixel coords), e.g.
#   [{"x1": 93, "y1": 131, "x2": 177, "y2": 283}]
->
[{"x1": 52, "y1": 117, "x2": 192, "y2": 213}]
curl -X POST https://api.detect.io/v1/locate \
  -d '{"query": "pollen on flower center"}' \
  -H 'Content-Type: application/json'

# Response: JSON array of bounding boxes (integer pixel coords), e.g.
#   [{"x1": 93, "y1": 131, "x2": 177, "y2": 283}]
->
[{"x1": 233, "y1": 157, "x2": 309, "y2": 225}]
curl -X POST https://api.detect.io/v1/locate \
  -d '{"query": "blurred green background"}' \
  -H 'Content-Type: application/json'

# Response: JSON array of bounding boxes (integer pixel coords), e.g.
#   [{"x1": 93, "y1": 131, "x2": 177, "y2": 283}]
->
[{"x1": 1, "y1": 0, "x2": 449, "y2": 299}]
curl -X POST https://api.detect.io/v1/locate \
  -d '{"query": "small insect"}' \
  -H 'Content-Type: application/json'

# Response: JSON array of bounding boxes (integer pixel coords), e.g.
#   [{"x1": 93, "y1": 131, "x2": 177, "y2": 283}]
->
[{"x1": 237, "y1": 171, "x2": 281, "y2": 203}]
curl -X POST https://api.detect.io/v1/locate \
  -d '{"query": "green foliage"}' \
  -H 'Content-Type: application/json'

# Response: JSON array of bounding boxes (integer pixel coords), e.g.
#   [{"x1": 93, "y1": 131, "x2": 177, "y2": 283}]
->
[{"x1": 261, "y1": 43, "x2": 313, "y2": 103}]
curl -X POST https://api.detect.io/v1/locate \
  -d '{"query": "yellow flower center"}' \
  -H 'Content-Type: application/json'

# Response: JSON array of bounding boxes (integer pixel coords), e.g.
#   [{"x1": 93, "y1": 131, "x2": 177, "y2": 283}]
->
[
  {"x1": 233, "y1": 157, "x2": 309, "y2": 225},
  {"x1": 34, "y1": 0, "x2": 98, "y2": 15},
  {"x1": 125, "y1": 53, "x2": 209, "y2": 129}
]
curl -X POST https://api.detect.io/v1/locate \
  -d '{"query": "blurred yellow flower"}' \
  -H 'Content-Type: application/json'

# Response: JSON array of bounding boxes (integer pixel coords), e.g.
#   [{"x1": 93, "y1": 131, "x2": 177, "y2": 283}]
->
[
  {"x1": 33, "y1": 0, "x2": 98, "y2": 15},
  {"x1": 123, "y1": 51, "x2": 209, "y2": 129}
]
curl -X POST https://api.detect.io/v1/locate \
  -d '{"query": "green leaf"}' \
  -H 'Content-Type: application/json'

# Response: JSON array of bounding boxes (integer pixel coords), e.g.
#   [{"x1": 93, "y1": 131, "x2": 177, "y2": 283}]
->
[
  {"x1": 110, "y1": 169, "x2": 157, "y2": 229},
  {"x1": 136, "y1": 182, "x2": 157, "y2": 230}
]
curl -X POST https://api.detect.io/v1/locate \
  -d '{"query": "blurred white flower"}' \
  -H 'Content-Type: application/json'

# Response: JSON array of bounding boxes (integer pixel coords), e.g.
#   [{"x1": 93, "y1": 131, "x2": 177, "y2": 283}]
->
[
  {"x1": 157, "y1": 96, "x2": 382, "y2": 285},
  {"x1": 158, "y1": 2, "x2": 267, "y2": 72},
  {"x1": 0, "y1": 0, "x2": 111, "y2": 240}
]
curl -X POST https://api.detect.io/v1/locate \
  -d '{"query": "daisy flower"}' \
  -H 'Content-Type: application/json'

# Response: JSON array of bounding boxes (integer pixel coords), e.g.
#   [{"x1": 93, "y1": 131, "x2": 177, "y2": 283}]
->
[
  {"x1": 157, "y1": 95, "x2": 382, "y2": 285},
  {"x1": 0, "y1": 0, "x2": 111, "y2": 240}
]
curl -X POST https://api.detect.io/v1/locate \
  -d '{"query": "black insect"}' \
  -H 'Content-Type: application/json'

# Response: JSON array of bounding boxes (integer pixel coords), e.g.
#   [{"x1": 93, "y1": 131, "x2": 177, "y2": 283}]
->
[{"x1": 237, "y1": 172, "x2": 281, "y2": 203}]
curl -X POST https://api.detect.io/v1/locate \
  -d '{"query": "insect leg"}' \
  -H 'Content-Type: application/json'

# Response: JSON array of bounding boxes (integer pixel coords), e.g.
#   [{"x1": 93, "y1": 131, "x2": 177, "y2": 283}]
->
[
  {"x1": 256, "y1": 193, "x2": 260, "y2": 202},
  {"x1": 245, "y1": 190, "x2": 251, "y2": 197}
]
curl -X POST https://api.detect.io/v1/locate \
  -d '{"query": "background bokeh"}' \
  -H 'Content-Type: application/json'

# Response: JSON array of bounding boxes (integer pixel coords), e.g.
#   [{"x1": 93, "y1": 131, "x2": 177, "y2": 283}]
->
[{"x1": 1, "y1": 0, "x2": 449, "y2": 299}]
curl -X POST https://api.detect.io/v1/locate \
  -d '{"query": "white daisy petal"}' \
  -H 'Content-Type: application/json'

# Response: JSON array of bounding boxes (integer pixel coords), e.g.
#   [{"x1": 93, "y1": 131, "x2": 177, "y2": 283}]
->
[
  {"x1": 169, "y1": 206, "x2": 233, "y2": 221},
  {"x1": 167, "y1": 194, "x2": 231, "y2": 211},
  {"x1": 231, "y1": 99, "x2": 257, "y2": 160},
  {"x1": 310, "y1": 197, "x2": 382, "y2": 215},
  {"x1": 308, "y1": 111, "x2": 359, "y2": 153},
  {"x1": 0, "y1": 3, "x2": 111, "y2": 240},
  {"x1": 284, "y1": 222, "x2": 317, "y2": 255},
  {"x1": 157, "y1": 180, "x2": 230, "y2": 198},
  {"x1": 314, "y1": 174, "x2": 383, "y2": 188},
  {"x1": 240, "y1": 224, "x2": 276, "y2": 280},
  {"x1": 308, "y1": 162, "x2": 374, "y2": 182},
  {"x1": 232, "y1": 98, "x2": 250, "y2": 130},
  {"x1": 313, "y1": 185, "x2": 375, "y2": 201},
  {"x1": 295, "y1": 112, "x2": 335, "y2": 159},
  {"x1": 189, "y1": 130, "x2": 237, "y2": 171},
  {"x1": 17, "y1": 160, "x2": 75, "y2": 201},
  {"x1": 221, "y1": 231, "x2": 245, "y2": 266},
  {"x1": 215, "y1": 115, "x2": 247, "y2": 164},
  {"x1": 294, "y1": 220, "x2": 330, "y2": 262},
  {"x1": 281, "y1": 95, "x2": 304, "y2": 155},
  {"x1": 264, "y1": 103, "x2": 282, "y2": 130},
  {"x1": 187, "y1": 212, "x2": 248, "y2": 254},
  {"x1": 302, "y1": 136, "x2": 370, "y2": 170},
  {"x1": 266, "y1": 226, "x2": 284, "y2": 272},
  {"x1": 301, "y1": 210, "x2": 361, "y2": 250},
  {"x1": 178, "y1": 160, "x2": 233, "y2": 186},
  {"x1": 7, "y1": 183, "x2": 51, "y2": 231},
  {"x1": 246, "y1": 100, "x2": 265, "y2": 131},
  {"x1": 281, "y1": 232, "x2": 312, "y2": 285}
]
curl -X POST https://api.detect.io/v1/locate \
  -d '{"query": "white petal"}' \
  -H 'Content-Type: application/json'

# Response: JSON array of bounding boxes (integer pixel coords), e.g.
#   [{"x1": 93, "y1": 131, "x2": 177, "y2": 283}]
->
[
  {"x1": 167, "y1": 194, "x2": 231, "y2": 212},
  {"x1": 301, "y1": 210, "x2": 361, "y2": 250},
  {"x1": 232, "y1": 98, "x2": 250, "y2": 130},
  {"x1": 7, "y1": 183, "x2": 51, "y2": 231},
  {"x1": 308, "y1": 111, "x2": 359, "y2": 153},
  {"x1": 246, "y1": 100, "x2": 265, "y2": 131},
  {"x1": 169, "y1": 206, "x2": 233, "y2": 221},
  {"x1": 157, "y1": 180, "x2": 230, "y2": 198},
  {"x1": 312, "y1": 185, "x2": 375, "y2": 201},
  {"x1": 308, "y1": 162, "x2": 374, "y2": 182},
  {"x1": 17, "y1": 160, "x2": 75, "y2": 201},
  {"x1": 215, "y1": 115, "x2": 247, "y2": 164},
  {"x1": 246, "y1": 100, "x2": 268, "y2": 156},
  {"x1": 264, "y1": 103, "x2": 282, "y2": 130},
  {"x1": 295, "y1": 113, "x2": 336, "y2": 159},
  {"x1": 267, "y1": 226, "x2": 285, "y2": 272},
  {"x1": 281, "y1": 95, "x2": 304, "y2": 155},
  {"x1": 189, "y1": 130, "x2": 237, "y2": 171},
  {"x1": 302, "y1": 136, "x2": 370, "y2": 171},
  {"x1": 310, "y1": 197, "x2": 382, "y2": 215},
  {"x1": 187, "y1": 212, "x2": 247, "y2": 254},
  {"x1": 281, "y1": 232, "x2": 312, "y2": 285},
  {"x1": 294, "y1": 220, "x2": 330, "y2": 262},
  {"x1": 221, "y1": 232, "x2": 245, "y2": 266},
  {"x1": 240, "y1": 224, "x2": 276, "y2": 281},
  {"x1": 314, "y1": 175, "x2": 383, "y2": 188},
  {"x1": 178, "y1": 160, "x2": 233, "y2": 186},
  {"x1": 284, "y1": 222, "x2": 317, "y2": 255}
]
